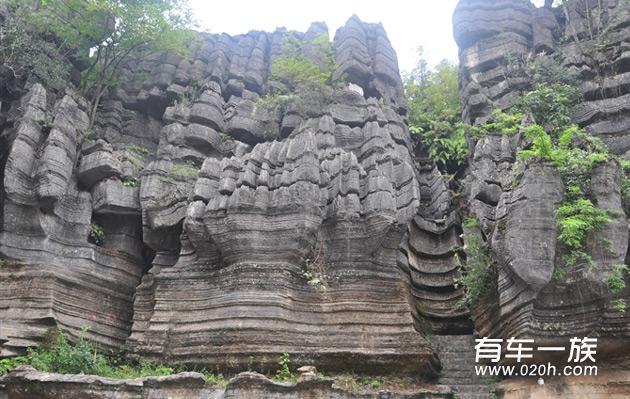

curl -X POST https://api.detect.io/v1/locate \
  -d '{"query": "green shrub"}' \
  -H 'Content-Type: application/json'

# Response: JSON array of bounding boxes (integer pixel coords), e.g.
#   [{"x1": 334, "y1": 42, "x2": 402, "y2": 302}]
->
[
  {"x1": 203, "y1": 372, "x2": 226, "y2": 386},
  {"x1": 515, "y1": 119, "x2": 609, "y2": 280},
  {"x1": 35, "y1": 330, "x2": 108, "y2": 374},
  {"x1": 0, "y1": 3, "x2": 69, "y2": 90},
  {"x1": 556, "y1": 199, "x2": 609, "y2": 251},
  {"x1": 29, "y1": 0, "x2": 195, "y2": 127},
  {"x1": 462, "y1": 218, "x2": 479, "y2": 228},
  {"x1": 89, "y1": 223, "x2": 105, "y2": 245},
  {"x1": 0, "y1": 356, "x2": 29, "y2": 376},
  {"x1": 3, "y1": 328, "x2": 111, "y2": 376},
  {"x1": 519, "y1": 82, "x2": 580, "y2": 132},
  {"x1": 456, "y1": 234, "x2": 491, "y2": 306},
  {"x1": 607, "y1": 264, "x2": 628, "y2": 295},
  {"x1": 361, "y1": 377, "x2": 381, "y2": 389},
  {"x1": 527, "y1": 53, "x2": 579, "y2": 88},
  {"x1": 270, "y1": 33, "x2": 334, "y2": 88},
  {"x1": 517, "y1": 52, "x2": 580, "y2": 134},
  {"x1": 103, "y1": 361, "x2": 174, "y2": 379},
  {"x1": 274, "y1": 352, "x2": 296, "y2": 382},
  {"x1": 518, "y1": 124, "x2": 554, "y2": 161},
  {"x1": 470, "y1": 109, "x2": 522, "y2": 138},
  {"x1": 303, "y1": 270, "x2": 328, "y2": 290},
  {"x1": 259, "y1": 33, "x2": 335, "y2": 116},
  {"x1": 405, "y1": 56, "x2": 467, "y2": 173},
  {"x1": 612, "y1": 298, "x2": 627, "y2": 313},
  {"x1": 170, "y1": 161, "x2": 199, "y2": 177},
  {"x1": 0, "y1": 328, "x2": 179, "y2": 379},
  {"x1": 121, "y1": 177, "x2": 137, "y2": 187}
]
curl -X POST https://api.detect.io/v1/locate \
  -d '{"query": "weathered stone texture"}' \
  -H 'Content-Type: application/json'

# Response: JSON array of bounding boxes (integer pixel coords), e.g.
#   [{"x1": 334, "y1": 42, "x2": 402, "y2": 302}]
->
[
  {"x1": 0, "y1": 16, "x2": 447, "y2": 377},
  {"x1": 0, "y1": 367, "x2": 453, "y2": 399},
  {"x1": 496, "y1": 370, "x2": 630, "y2": 399},
  {"x1": 455, "y1": 1, "x2": 630, "y2": 356}
]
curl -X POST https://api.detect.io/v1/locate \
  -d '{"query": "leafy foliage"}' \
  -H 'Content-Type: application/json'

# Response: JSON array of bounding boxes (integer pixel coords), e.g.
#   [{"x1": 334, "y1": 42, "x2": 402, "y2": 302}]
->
[
  {"x1": 606, "y1": 264, "x2": 628, "y2": 314},
  {"x1": 556, "y1": 199, "x2": 608, "y2": 251},
  {"x1": 270, "y1": 34, "x2": 333, "y2": 88},
  {"x1": 612, "y1": 298, "x2": 626, "y2": 313},
  {"x1": 508, "y1": 65, "x2": 611, "y2": 279},
  {"x1": 121, "y1": 177, "x2": 137, "y2": 187},
  {"x1": 526, "y1": 53, "x2": 578, "y2": 88},
  {"x1": 333, "y1": 375, "x2": 382, "y2": 391},
  {"x1": 607, "y1": 264, "x2": 628, "y2": 295},
  {"x1": 0, "y1": 2, "x2": 69, "y2": 91},
  {"x1": 0, "y1": 328, "x2": 213, "y2": 379},
  {"x1": 470, "y1": 109, "x2": 522, "y2": 138},
  {"x1": 519, "y1": 82, "x2": 580, "y2": 134},
  {"x1": 515, "y1": 122, "x2": 610, "y2": 275},
  {"x1": 259, "y1": 33, "x2": 335, "y2": 116},
  {"x1": 515, "y1": 54, "x2": 580, "y2": 135},
  {"x1": 203, "y1": 372, "x2": 226, "y2": 386},
  {"x1": 462, "y1": 217, "x2": 479, "y2": 228},
  {"x1": 274, "y1": 352, "x2": 296, "y2": 382},
  {"x1": 89, "y1": 223, "x2": 105, "y2": 245},
  {"x1": 457, "y1": 234, "x2": 491, "y2": 306},
  {"x1": 170, "y1": 161, "x2": 199, "y2": 177},
  {"x1": 30, "y1": 0, "x2": 195, "y2": 126},
  {"x1": 404, "y1": 54, "x2": 467, "y2": 174}
]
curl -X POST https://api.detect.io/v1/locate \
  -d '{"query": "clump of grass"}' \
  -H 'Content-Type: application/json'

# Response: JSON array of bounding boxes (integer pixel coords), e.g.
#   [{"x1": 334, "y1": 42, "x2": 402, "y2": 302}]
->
[
  {"x1": 170, "y1": 160, "x2": 199, "y2": 177},
  {"x1": 0, "y1": 328, "x2": 173, "y2": 378},
  {"x1": 126, "y1": 144, "x2": 150, "y2": 156}
]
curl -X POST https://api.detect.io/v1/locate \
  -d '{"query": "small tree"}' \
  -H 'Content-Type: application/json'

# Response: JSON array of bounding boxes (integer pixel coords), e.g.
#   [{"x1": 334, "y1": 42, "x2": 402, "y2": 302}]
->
[
  {"x1": 31, "y1": 0, "x2": 195, "y2": 126},
  {"x1": 0, "y1": 2, "x2": 69, "y2": 94},
  {"x1": 404, "y1": 51, "x2": 466, "y2": 174}
]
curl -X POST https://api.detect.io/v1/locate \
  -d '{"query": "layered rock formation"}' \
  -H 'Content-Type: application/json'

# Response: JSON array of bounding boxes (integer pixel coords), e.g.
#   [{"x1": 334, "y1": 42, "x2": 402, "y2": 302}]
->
[
  {"x1": 0, "y1": 15, "x2": 446, "y2": 376},
  {"x1": 118, "y1": 17, "x2": 439, "y2": 375},
  {"x1": 454, "y1": 0, "x2": 630, "y2": 361},
  {"x1": 1, "y1": 366, "x2": 453, "y2": 399},
  {"x1": 2, "y1": 1, "x2": 630, "y2": 398},
  {"x1": 496, "y1": 371, "x2": 630, "y2": 399},
  {"x1": 0, "y1": 84, "x2": 148, "y2": 355},
  {"x1": 455, "y1": 0, "x2": 630, "y2": 153}
]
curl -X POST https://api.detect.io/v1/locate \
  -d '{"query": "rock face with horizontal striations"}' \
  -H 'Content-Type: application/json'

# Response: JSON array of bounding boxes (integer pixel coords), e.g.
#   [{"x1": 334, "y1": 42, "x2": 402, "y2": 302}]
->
[
  {"x1": 0, "y1": 367, "x2": 453, "y2": 399},
  {"x1": 3, "y1": 1, "x2": 630, "y2": 397},
  {"x1": 455, "y1": 0, "x2": 630, "y2": 365},
  {"x1": 0, "y1": 85, "x2": 147, "y2": 355},
  {"x1": 400, "y1": 160, "x2": 471, "y2": 335},
  {"x1": 127, "y1": 71, "x2": 435, "y2": 374},
  {"x1": 0, "y1": 16, "x2": 446, "y2": 377}
]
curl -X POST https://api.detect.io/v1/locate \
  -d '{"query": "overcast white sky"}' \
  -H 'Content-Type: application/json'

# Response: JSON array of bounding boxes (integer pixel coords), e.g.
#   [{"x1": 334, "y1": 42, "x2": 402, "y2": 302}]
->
[{"x1": 190, "y1": 0, "x2": 546, "y2": 74}]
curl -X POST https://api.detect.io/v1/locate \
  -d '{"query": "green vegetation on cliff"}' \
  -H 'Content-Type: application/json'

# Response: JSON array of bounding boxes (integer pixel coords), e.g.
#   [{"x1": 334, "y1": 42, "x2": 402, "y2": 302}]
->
[
  {"x1": 3, "y1": 0, "x2": 195, "y2": 126},
  {"x1": 514, "y1": 86, "x2": 611, "y2": 280},
  {"x1": 0, "y1": 328, "x2": 226, "y2": 384},
  {"x1": 404, "y1": 52, "x2": 467, "y2": 174},
  {"x1": 0, "y1": 2, "x2": 69, "y2": 91},
  {"x1": 457, "y1": 225, "x2": 491, "y2": 306},
  {"x1": 258, "y1": 33, "x2": 336, "y2": 116},
  {"x1": 467, "y1": 53, "x2": 626, "y2": 303}
]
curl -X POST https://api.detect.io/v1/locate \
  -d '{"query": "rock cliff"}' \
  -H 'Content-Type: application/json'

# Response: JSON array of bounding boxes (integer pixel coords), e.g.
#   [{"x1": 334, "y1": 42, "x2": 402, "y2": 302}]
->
[
  {"x1": 1, "y1": 1, "x2": 630, "y2": 398},
  {"x1": 455, "y1": 0, "x2": 630, "y2": 361},
  {"x1": 0, "y1": 15, "x2": 443, "y2": 376}
]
